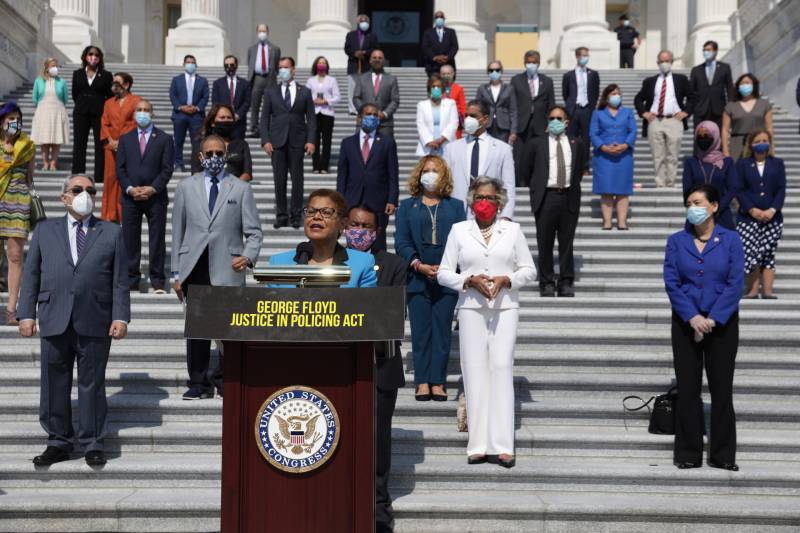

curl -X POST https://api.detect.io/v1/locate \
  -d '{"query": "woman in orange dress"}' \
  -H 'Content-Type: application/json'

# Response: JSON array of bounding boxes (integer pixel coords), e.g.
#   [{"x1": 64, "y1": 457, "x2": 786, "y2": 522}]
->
[{"x1": 100, "y1": 72, "x2": 140, "y2": 222}]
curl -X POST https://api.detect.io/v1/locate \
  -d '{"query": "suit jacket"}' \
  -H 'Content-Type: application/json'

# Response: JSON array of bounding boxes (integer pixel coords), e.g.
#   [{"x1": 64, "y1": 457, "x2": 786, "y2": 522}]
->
[
  {"x1": 421, "y1": 26, "x2": 459, "y2": 73},
  {"x1": 344, "y1": 30, "x2": 379, "y2": 75},
  {"x1": 437, "y1": 219, "x2": 536, "y2": 309},
  {"x1": 247, "y1": 41, "x2": 281, "y2": 85},
  {"x1": 372, "y1": 249, "x2": 408, "y2": 391},
  {"x1": 796, "y1": 78, "x2": 800, "y2": 133},
  {"x1": 352, "y1": 71, "x2": 400, "y2": 124},
  {"x1": 116, "y1": 127, "x2": 175, "y2": 201},
  {"x1": 663, "y1": 225, "x2": 743, "y2": 326},
  {"x1": 169, "y1": 74, "x2": 209, "y2": 119},
  {"x1": 268, "y1": 246, "x2": 378, "y2": 288},
  {"x1": 476, "y1": 82, "x2": 518, "y2": 133},
  {"x1": 634, "y1": 73, "x2": 692, "y2": 137},
  {"x1": 415, "y1": 98, "x2": 459, "y2": 156},
  {"x1": 509, "y1": 72, "x2": 555, "y2": 136},
  {"x1": 211, "y1": 76, "x2": 252, "y2": 124},
  {"x1": 689, "y1": 61, "x2": 735, "y2": 118},
  {"x1": 562, "y1": 68, "x2": 600, "y2": 118},
  {"x1": 170, "y1": 172, "x2": 263, "y2": 286},
  {"x1": 681, "y1": 157, "x2": 741, "y2": 230},
  {"x1": 71, "y1": 68, "x2": 113, "y2": 116},
  {"x1": 736, "y1": 156, "x2": 786, "y2": 223},
  {"x1": 17, "y1": 215, "x2": 130, "y2": 337},
  {"x1": 442, "y1": 133, "x2": 516, "y2": 219},
  {"x1": 523, "y1": 135, "x2": 586, "y2": 215},
  {"x1": 336, "y1": 132, "x2": 400, "y2": 212},
  {"x1": 259, "y1": 83, "x2": 317, "y2": 148}
]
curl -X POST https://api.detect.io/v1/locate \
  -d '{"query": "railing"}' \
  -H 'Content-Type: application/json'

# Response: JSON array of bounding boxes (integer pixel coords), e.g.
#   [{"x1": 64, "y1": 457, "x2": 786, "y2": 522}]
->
[{"x1": 730, "y1": 0, "x2": 785, "y2": 41}]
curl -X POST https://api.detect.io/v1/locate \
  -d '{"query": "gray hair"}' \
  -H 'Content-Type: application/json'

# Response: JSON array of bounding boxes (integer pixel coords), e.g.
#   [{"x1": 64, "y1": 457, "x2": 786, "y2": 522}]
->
[
  {"x1": 657, "y1": 49, "x2": 674, "y2": 61},
  {"x1": 466, "y1": 176, "x2": 508, "y2": 212},
  {"x1": 62, "y1": 174, "x2": 95, "y2": 192}
]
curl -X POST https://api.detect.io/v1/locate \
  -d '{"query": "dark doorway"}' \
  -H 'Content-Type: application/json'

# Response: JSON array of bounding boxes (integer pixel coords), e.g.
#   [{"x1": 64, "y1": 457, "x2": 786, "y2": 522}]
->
[{"x1": 359, "y1": 0, "x2": 434, "y2": 67}]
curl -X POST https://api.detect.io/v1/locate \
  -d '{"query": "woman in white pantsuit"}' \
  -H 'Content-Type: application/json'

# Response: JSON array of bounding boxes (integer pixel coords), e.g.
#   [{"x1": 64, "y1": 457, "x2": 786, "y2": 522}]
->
[{"x1": 437, "y1": 176, "x2": 536, "y2": 468}]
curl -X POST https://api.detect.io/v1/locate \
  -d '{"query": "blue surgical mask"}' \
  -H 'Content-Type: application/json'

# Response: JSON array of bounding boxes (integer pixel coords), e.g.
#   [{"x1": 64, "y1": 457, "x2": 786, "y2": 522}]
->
[
  {"x1": 184, "y1": 62, "x2": 197, "y2": 75},
  {"x1": 751, "y1": 142, "x2": 770, "y2": 154},
  {"x1": 359, "y1": 21, "x2": 369, "y2": 32},
  {"x1": 134, "y1": 111, "x2": 151, "y2": 129},
  {"x1": 608, "y1": 95, "x2": 622, "y2": 108},
  {"x1": 525, "y1": 62, "x2": 539, "y2": 76},
  {"x1": 430, "y1": 87, "x2": 442, "y2": 100},
  {"x1": 738, "y1": 84, "x2": 753, "y2": 97},
  {"x1": 435, "y1": 17, "x2": 445, "y2": 28},
  {"x1": 687, "y1": 206, "x2": 711, "y2": 226},
  {"x1": 488, "y1": 70, "x2": 502, "y2": 82},
  {"x1": 548, "y1": 119, "x2": 566, "y2": 136},
  {"x1": 361, "y1": 115, "x2": 380, "y2": 133},
  {"x1": 703, "y1": 50, "x2": 715, "y2": 62},
  {"x1": 4, "y1": 119, "x2": 20, "y2": 136},
  {"x1": 278, "y1": 67, "x2": 292, "y2": 83},
  {"x1": 578, "y1": 56, "x2": 589, "y2": 67}
]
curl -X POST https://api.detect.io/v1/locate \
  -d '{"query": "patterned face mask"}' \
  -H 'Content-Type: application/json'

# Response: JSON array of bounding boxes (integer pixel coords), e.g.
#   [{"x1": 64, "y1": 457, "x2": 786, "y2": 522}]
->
[
  {"x1": 201, "y1": 154, "x2": 226, "y2": 175},
  {"x1": 344, "y1": 228, "x2": 377, "y2": 251}
]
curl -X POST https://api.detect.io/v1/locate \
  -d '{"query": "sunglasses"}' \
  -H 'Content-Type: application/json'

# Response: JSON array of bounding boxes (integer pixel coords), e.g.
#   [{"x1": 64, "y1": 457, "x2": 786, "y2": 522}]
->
[
  {"x1": 68, "y1": 186, "x2": 97, "y2": 196},
  {"x1": 474, "y1": 195, "x2": 499, "y2": 202},
  {"x1": 488, "y1": 69, "x2": 502, "y2": 73},
  {"x1": 202, "y1": 151, "x2": 225, "y2": 158}
]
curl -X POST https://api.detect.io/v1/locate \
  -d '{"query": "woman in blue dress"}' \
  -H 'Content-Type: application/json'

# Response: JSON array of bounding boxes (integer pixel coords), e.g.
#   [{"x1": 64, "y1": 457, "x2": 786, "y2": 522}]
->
[{"x1": 590, "y1": 83, "x2": 637, "y2": 230}]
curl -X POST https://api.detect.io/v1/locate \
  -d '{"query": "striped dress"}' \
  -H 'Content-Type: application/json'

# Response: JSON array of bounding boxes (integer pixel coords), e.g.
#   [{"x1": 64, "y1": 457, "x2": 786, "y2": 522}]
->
[{"x1": 0, "y1": 137, "x2": 34, "y2": 239}]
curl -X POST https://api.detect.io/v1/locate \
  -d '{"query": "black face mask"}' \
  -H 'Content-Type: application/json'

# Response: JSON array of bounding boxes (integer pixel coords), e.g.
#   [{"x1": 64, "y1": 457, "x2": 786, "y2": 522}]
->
[
  {"x1": 696, "y1": 136, "x2": 713, "y2": 151},
  {"x1": 224, "y1": 66, "x2": 237, "y2": 76},
  {"x1": 213, "y1": 122, "x2": 236, "y2": 139}
]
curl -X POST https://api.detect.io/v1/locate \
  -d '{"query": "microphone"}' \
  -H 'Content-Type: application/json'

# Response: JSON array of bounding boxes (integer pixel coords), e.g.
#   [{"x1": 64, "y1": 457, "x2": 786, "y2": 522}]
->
[{"x1": 294, "y1": 242, "x2": 314, "y2": 265}]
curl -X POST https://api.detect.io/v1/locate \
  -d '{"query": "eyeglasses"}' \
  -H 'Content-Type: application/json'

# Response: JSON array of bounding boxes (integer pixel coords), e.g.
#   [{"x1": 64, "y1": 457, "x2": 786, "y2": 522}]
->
[
  {"x1": 474, "y1": 195, "x2": 499, "y2": 202},
  {"x1": 68, "y1": 186, "x2": 97, "y2": 196},
  {"x1": 202, "y1": 151, "x2": 225, "y2": 158},
  {"x1": 303, "y1": 207, "x2": 339, "y2": 219},
  {"x1": 547, "y1": 116, "x2": 565, "y2": 122}
]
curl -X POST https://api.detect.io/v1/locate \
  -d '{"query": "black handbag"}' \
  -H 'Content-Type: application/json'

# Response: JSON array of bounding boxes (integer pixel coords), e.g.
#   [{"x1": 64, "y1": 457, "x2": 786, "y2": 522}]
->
[
  {"x1": 29, "y1": 189, "x2": 46, "y2": 229},
  {"x1": 623, "y1": 386, "x2": 678, "y2": 435}
]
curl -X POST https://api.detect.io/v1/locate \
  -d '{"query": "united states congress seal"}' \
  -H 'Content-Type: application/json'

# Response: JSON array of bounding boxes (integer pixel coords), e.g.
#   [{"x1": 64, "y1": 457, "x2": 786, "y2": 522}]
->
[{"x1": 254, "y1": 386, "x2": 340, "y2": 473}]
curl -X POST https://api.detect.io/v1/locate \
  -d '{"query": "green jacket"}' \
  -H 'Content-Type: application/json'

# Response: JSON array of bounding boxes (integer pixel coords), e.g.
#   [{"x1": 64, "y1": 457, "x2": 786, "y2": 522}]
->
[{"x1": 32, "y1": 76, "x2": 68, "y2": 106}]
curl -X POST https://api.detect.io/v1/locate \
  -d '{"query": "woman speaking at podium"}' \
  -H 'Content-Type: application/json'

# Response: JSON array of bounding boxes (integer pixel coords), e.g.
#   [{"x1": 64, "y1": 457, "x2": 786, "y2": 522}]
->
[{"x1": 269, "y1": 189, "x2": 377, "y2": 288}]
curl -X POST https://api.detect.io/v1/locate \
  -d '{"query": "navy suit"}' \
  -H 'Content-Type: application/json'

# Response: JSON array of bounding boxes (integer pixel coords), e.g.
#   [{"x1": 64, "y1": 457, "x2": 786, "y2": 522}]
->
[
  {"x1": 562, "y1": 68, "x2": 599, "y2": 166},
  {"x1": 169, "y1": 73, "x2": 209, "y2": 167},
  {"x1": 681, "y1": 156, "x2": 742, "y2": 230},
  {"x1": 211, "y1": 75, "x2": 251, "y2": 140},
  {"x1": 736, "y1": 156, "x2": 786, "y2": 223},
  {"x1": 345, "y1": 30, "x2": 379, "y2": 75},
  {"x1": 336, "y1": 131, "x2": 399, "y2": 251},
  {"x1": 116, "y1": 126, "x2": 175, "y2": 290},
  {"x1": 663, "y1": 226, "x2": 743, "y2": 466},
  {"x1": 421, "y1": 27, "x2": 459, "y2": 74}
]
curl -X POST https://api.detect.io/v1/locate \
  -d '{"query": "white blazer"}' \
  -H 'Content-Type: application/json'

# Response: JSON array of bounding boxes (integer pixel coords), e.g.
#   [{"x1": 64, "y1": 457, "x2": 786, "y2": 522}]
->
[
  {"x1": 437, "y1": 219, "x2": 536, "y2": 309},
  {"x1": 443, "y1": 133, "x2": 516, "y2": 220},
  {"x1": 415, "y1": 98, "x2": 459, "y2": 156}
]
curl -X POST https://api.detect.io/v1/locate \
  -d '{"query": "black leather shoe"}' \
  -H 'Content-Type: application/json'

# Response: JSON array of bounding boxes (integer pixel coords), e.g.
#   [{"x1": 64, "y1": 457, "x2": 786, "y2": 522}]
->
[
  {"x1": 540, "y1": 284, "x2": 556, "y2": 297},
  {"x1": 675, "y1": 461, "x2": 702, "y2": 469},
  {"x1": 273, "y1": 220, "x2": 288, "y2": 229},
  {"x1": 497, "y1": 455, "x2": 516, "y2": 469},
  {"x1": 290, "y1": 220, "x2": 302, "y2": 229},
  {"x1": 32, "y1": 446, "x2": 70, "y2": 466},
  {"x1": 414, "y1": 385, "x2": 431, "y2": 401},
  {"x1": 183, "y1": 387, "x2": 214, "y2": 400},
  {"x1": 85, "y1": 450, "x2": 107, "y2": 466},
  {"x1": 557, "y1": 283, "x2": 575, "y2": 297},
  {"x1": 467, "y1": 454, "x2": 487, "y2": 465},
  {"x1": 708, "y1": 460, "x2": 739, "y2": 471}
]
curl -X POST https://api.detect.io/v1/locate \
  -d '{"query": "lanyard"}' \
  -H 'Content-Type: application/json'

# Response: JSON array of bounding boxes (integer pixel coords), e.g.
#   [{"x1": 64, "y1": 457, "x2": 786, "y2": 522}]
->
[{"x1": 697, "y1": 158, "x2": 716, "y2": 184}]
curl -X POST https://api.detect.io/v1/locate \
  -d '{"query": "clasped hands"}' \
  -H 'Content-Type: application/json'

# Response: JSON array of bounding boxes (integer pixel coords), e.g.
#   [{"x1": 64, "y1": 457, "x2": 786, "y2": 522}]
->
[
  {"x1": 467, "y1": 274, "x2": 511, "y2": 300},
  {"x1": 600, "y1": 143, "x2": 629, "y2": 156},
  {"x1": 129, "y1": 186, "x2": 157, "y2": 201},
  {"x1": 689, "y1": 314, "x2": 716, "y2": 342},
  {"x1": 749, "y1": 207, "x2": 775, "y2": 223},
  {"x1": 262, "y1": 143, "x2": 315, "y2": 157}
]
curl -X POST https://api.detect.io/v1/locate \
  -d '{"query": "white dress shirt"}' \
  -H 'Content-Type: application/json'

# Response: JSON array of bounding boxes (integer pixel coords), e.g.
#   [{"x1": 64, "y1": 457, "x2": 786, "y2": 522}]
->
[
  {"x1": 85, "y1": 68, "x2": 96, "y2": 86},
  {"x1": 226, "y1": 76, "x2": 237, "y2": 100},
  {"x1": 125, "y1": 125, "x2": 154, "y2": 196},
  {"x1": 282, "y1": 81, "x2": 297, "y2": 107},
  {"x1": 437, "y1": 28, "x2": 444, "y2": 41},
  {"x1": 257, "y1": 43, "x2": 269, "y2": 75},
  {"x1": 527, "y1": 74, "x2": 539, "y2": 99},
  {"x1": 359, "y1": 129, "x2": 376, "y2": 150},
  {"x1": 184, "y1": 73, "x2": 196, "y2": 106},
  {"x1": 465, "y1": 132, "x2": 489, "y2": 175},
  {"x1": 649, "y1": 74, "x2": 682, "y2": 116},
  {"x1": 67, "y1": 213, "x2": 91, "y2": 265},
  {"x1": 575, "y1": 67, "x2": 588, "y2": 107},
  {"x1": 490, "y1": 83, "x2": 501, "y2": 102},
  {"x1": 547, "y1": 134, "x2": 573, "y2": 188}
]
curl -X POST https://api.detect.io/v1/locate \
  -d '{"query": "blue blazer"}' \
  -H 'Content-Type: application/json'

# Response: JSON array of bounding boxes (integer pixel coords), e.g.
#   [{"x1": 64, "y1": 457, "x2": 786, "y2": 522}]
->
[
  {"x1": 681, "y1": 156, "x2": 742, "y2": 230},
  {"x1": 736, "y1": 156, "x2": 786, "y2": 224},
  {"x1": 663, "y1": 225, "x2": 744, "y2": 326},
  {"x1": 169, "y1": 74, "x2": 209, "y2": 119},
  {"x1": 116, "y1": 127, "x2": 175, "y2": 202},
  {"x1": 394, "y1": 196, "x2": 466, "y2": 294},
  {"x1": 268, "y1": 247, "x2": 378, "y2": 288},
  {"x1": 337, "y1": 132, "x2": 400, "y2": 213}
]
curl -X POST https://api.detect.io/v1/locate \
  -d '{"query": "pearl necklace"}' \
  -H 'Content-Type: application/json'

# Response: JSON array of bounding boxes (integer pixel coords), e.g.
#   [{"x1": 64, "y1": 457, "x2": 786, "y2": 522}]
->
[{"x1": 479, "y1": 222, "x2": 495, "y2": 240}]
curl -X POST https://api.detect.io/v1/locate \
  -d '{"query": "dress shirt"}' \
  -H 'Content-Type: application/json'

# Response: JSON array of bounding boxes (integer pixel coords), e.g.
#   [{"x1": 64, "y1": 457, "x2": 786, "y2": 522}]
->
[
  {"x1": 649, "y1": 74, "x2": 682, "y2": 116},
  {"x1": 67, "y1": 212, "x2": 90, "y2": 265},
  {"x1": 125, "y1": 125, "x2": 154, "y2": 195},
  {"x1": 282, "y1": 81, "x2": 297, "y2": 107},
  {"x1": 527, "y1": 74, "x2": 539, "y2": 99},
  {"x1": 437, "y1": 28, "x2": 444, "y2": 41},
  {"x1": 85, "y1": 68, "x2": 96, "y2": 86},
  {"x1": 547, "y1": 134, "x2": 572, "y2": 188},
  {"x1": 257, "y1": 43, "x2": 269, "y2": 75},
  {"x1": 227, "y1": 76, "x2": 237, "y2": 99},
  {"x1": 490, "y1": 83, "x2": 501, "y2": 102},
  {"x1": 359, "y1": 129, "x2": 376, "y2": 150},
  {"x1": 465, "y1": 132, "x2": 488, "y2": 175},
  {"x1": 575, "y1": 66, "x2": 588, "y2": 107},
  {"x1": 371, "y1": 72, "x2": 383, "y2": 92},
  {"x1": 184, "y1": 73, "x2": 196, "y2": 106},
  {"x1": 756, "y1": 161, "x2": 765, "y2": 177},
  {"x1": 705, "y1": 60, "x2": 716, "y2": 83},
  {"x1": 204, "y1": 169, "x2": 228, "y2": 202}
]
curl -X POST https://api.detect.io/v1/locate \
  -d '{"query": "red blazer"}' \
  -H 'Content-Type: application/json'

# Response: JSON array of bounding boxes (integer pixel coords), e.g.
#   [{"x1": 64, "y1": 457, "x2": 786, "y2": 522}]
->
[{"x1": 445, "y1": 83, "x2": 467, "y2": 139}]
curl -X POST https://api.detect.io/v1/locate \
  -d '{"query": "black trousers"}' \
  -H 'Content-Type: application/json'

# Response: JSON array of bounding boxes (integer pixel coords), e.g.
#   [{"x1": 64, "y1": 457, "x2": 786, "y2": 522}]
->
[
  {"x1": 512, "y1": 124, "x2": 541, "y2": 186},
  {"x1": 121, "y1": 196, "x2": 168, "y2": 290},
  {"x1": 534, "y1": 190, "x2": 579, "y2": 286},
  {"x1": 488, "y1": 124, "x2": 510, "y2": 143},
  {"x1": 671, "y1": 311, "x2": 738, "y2": 464},
  {"x1": 567, "y1": 106, "x2": 592, "y2": 168},
  {"x1": 271, "y1": 144, "x2": 305, "y2": 223},
  {"x1": 312, "y1": 113, "x2": 334, "y2": 171},
  {"x1": 182, "y1": 249, "x2": 221, "y2": 393},
  {"x1": 376, "y1": 385, "x2": 398, "y2": 529},
  {"x1": 72, "y1": 112, "x2": 105, "y2": 182},
  {"x1": 620, "y1": 48, "x2": 636, "y2": 68}
]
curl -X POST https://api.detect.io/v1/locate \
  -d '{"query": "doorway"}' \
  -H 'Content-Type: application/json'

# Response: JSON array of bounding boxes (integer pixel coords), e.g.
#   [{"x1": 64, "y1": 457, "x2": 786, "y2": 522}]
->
[{"x1": 359, "y1": 0, "x2": 434, "y2": 67}]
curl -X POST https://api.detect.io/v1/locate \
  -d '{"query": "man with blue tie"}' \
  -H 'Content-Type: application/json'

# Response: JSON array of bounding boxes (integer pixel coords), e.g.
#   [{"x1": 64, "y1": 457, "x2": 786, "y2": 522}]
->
[
  {"x1": 562, "y1": 47, "x2": 599, "y2": 169},
  {"x1": 689, "y1": 41, "x2": 734, "y2": 130},
  {"x1": 211, "y1": 55, "x2": 251, "y2": 141},
  {"x1": 169, "y1": 54, "x2": 208, "y2": 172}
]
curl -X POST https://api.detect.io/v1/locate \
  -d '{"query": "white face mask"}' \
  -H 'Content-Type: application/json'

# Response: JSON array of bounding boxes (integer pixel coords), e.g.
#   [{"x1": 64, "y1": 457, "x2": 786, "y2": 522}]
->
[
  {"x1": 463, "y1": 116, "x2": 481, "y2": 136},
  {"x1": 420, "y1": 172, "x2": 439, "y2": 192},
  {"x1": 70, "y1": 191, "x2": 94, "y2": 217},
  {"x1": 48, "y1": 66, "x2": 59, "y2": 77},
  {"x1": 258, "y1": 31, "x2": 268, "y2": 42}
]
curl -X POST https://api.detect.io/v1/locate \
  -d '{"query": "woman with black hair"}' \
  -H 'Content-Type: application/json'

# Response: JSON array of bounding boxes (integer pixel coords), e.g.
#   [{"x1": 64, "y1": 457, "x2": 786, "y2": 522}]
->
[
  {"x1": 721, "y1": 73, "x2": 773, "y2": 160},
  {"x1": 201, "y1": 103, "x2": 253, "y2": 181},
  {"x1": 663, "y1": 183, "x2": 744, "y2": 472},
  {"x1": 71, "y1": 45, "x2": 114, "y2": 182},
  {"x1": 304, "y1": 56, "x2": 340, "y2": 173}
]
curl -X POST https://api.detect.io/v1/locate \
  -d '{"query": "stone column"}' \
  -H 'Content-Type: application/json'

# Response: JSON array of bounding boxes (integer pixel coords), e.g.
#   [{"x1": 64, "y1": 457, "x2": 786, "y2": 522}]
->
[
  {"x1": 685, "y1": 0, "x2": 737, "y2": 65},
  {"x1": 164, "y1": 0, "x2": 228, "y2": 66},
  {"x1": 666, "y1": 0, "x2": 689, "y2": 67},
  {"x1": 435, "y1": 0, "x2": 487, "y2": 68},
  {"x1": 51, "y1": 0, "x2": 98, "y2": 62},
  {"x1": 554, "y1": 0, "x2": 619, "y2": 68},
  {"x1": 297, "y1": 0, "x2": 351, "y2": 68},
  {"x1": 97, "y1": 0, "x2": 124, "y2": 62}
]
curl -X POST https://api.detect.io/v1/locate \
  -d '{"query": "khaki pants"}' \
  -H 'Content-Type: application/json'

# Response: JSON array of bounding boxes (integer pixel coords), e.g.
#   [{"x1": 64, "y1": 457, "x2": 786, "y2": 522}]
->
[{"x1": 648, "y1": 117, "x2": 684, "y2": 187}]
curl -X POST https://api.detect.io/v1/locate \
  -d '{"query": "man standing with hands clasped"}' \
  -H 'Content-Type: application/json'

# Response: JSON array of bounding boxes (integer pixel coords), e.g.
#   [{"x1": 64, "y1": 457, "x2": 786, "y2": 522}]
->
[{"x1": 18, "y1": 174, "x2": 130, "y2": 467}]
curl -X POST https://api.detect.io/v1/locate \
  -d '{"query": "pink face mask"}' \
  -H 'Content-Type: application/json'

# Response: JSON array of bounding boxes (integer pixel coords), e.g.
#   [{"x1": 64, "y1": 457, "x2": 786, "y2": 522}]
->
[
  {"x1": 86, "y1": 55, "x2": 99, "y2": 67},
  {"x1": 316, "y1": 64, "x2": 329, "y2": 74}
]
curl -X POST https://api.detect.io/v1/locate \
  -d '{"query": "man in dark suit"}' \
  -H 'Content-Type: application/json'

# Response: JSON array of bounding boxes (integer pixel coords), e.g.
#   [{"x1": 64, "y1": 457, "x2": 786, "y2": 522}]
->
[
  {"x1": 510, "y1": 50, "x2": 555, "y2": 185},
  {"x1": 211, "y1": 55, "x2": 251, "y2": 140},
  {"x1": 634, "y1": 50, "x2": 692, "y2": 187},
  {"x1": 260, "y1": 56, "x2": 316, "y2": 229},
  {"x1": 352, "y1": 49, "x2": 400, "y2": 137},
  {"x1": 337, "y1": 103, "x2": 399, "y2": 252},
  {"x1": 116, "y1": 99, "x2": 175, "y2": 292},
  {"x1": 689, "y1": 40, "x2": 735, "y2": 129},
  {"x1": 562, "y1": 47, "x2": 599, "y2": 169},
  {"x1": 345, "y1": 14, "x2": 379, "y2": 115},
  {"x1": 18, "y1": 174, "x2": 131, "y2": 467},
  {"x1": 247, "y1": 23, "x2": 281, "y2": 137},
  {"x1": 421, "y1": 10, "x2": 459, "y2": 76},
  {"x1": 169, "y1": 54, "x2": 208, "y2": 172},
  {"x1": 344, "y1": 204, "x2": 406, "y2": 533},
  {"x1": 523, "y1": 105, "x2": 586, "y2": 297}
]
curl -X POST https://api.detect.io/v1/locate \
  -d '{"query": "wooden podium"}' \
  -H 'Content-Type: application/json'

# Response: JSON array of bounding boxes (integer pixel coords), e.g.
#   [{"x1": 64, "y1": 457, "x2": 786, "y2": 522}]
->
[{"x1": 184, "y1": 285, "x2": 405, "y2": 533}]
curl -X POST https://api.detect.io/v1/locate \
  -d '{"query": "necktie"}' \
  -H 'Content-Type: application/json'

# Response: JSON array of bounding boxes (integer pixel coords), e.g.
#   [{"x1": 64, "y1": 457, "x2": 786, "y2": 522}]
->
[
  {"x1": 74, "y1": 221, "x2": 86, "y2": 259},
  {"x1": 556, "y1": 136, "x2": 567, "y2": 188},
  {"x1": 187, "y1": 76, "x2": 194, "y2": 106},
  {"x1": 261, "y1": 44, "x2": 267, "y2": 74},
  {"x1": 373, "y1": 74, "x2": 381, "y2": 97},
  {"x1": 209, "y1": 176, "x2": 219, "y2": 214},
  {"x1": 528, "y1": 77, "x2": 537, "y2": 99},
  {"x1": 139, "y1": 130, "x2": 147, "y2": 157},
  {"x1": 470, "y1": 138, "x2": 480, "y2": 178},
  {"x1": 361, "y1": 135, "x2": 370, "y2": 163},
  {"x1": 657, "y1": 76, "x2": 667, "y2": 116},
  {"x1": 229, "y1": 78, "x2": 235, "y2": 105},
  {"x1": 284, "y1": 84, "x2": 291, "y2": 107}
]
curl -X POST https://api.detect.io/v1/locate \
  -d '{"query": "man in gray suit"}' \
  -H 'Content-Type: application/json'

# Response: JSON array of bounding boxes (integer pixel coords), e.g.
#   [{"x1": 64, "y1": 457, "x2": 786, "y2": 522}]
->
[
  {"x1": 353, "y1": 49, "x2": 399, "y2": 137},
  {"x1": 171, "y1": 135, "x2": 263, "y2": 399},
  {"x1": 247, "y1": 23, "x2": 281, "y2": 137},
  {"x1": 443, "y1": 100, "x2": 516, "y2": 220},
  {"x1": 18, "y1": 174, "x2": 131, "y2": 467}
]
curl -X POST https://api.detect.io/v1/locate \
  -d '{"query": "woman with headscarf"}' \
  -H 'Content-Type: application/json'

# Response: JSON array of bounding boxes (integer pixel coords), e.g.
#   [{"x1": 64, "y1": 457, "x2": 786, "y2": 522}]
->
[{"x1": 682, "y1": 121, "x2": 741, "y2": 230}]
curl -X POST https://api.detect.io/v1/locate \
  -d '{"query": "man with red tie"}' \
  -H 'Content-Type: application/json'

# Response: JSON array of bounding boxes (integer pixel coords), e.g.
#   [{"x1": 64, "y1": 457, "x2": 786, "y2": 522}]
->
[
  {"x1": 211, "y1": 55, "x2": 251, "y2": 141},
  {"x1": 247, "y1": 24, "x2": 281, "y2": 137},
  {"x1": 352, "y1": 50, "x2": 399, "y2": 138}
]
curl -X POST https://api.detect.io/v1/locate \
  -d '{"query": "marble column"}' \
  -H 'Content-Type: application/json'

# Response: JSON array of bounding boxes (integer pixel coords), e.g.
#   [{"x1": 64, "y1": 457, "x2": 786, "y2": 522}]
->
[
  {"x1": 667, "y1": 0, "x2": 689, "y2": 67},
  {"x1": 97, "y1": 0, "x2": 124, "y2": 62},
  {"x1": 51, "y1": 0, "x2": 98, "y2": 62},
  {"x1": 164, "y1": 0, "x2": 229, "y2": 65},
  {"x1": 554, "y1": 0, "x2": 619, "y2": 68},
  {"x1": 435, "y1": 0, "x2": 487, "y2": 68},
  {"x1": 686, "y1": 0, "x2": 737, "y2": 65},
  {"x1": 297, "y1": 0, "x2": 351, "y2": 68}
]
